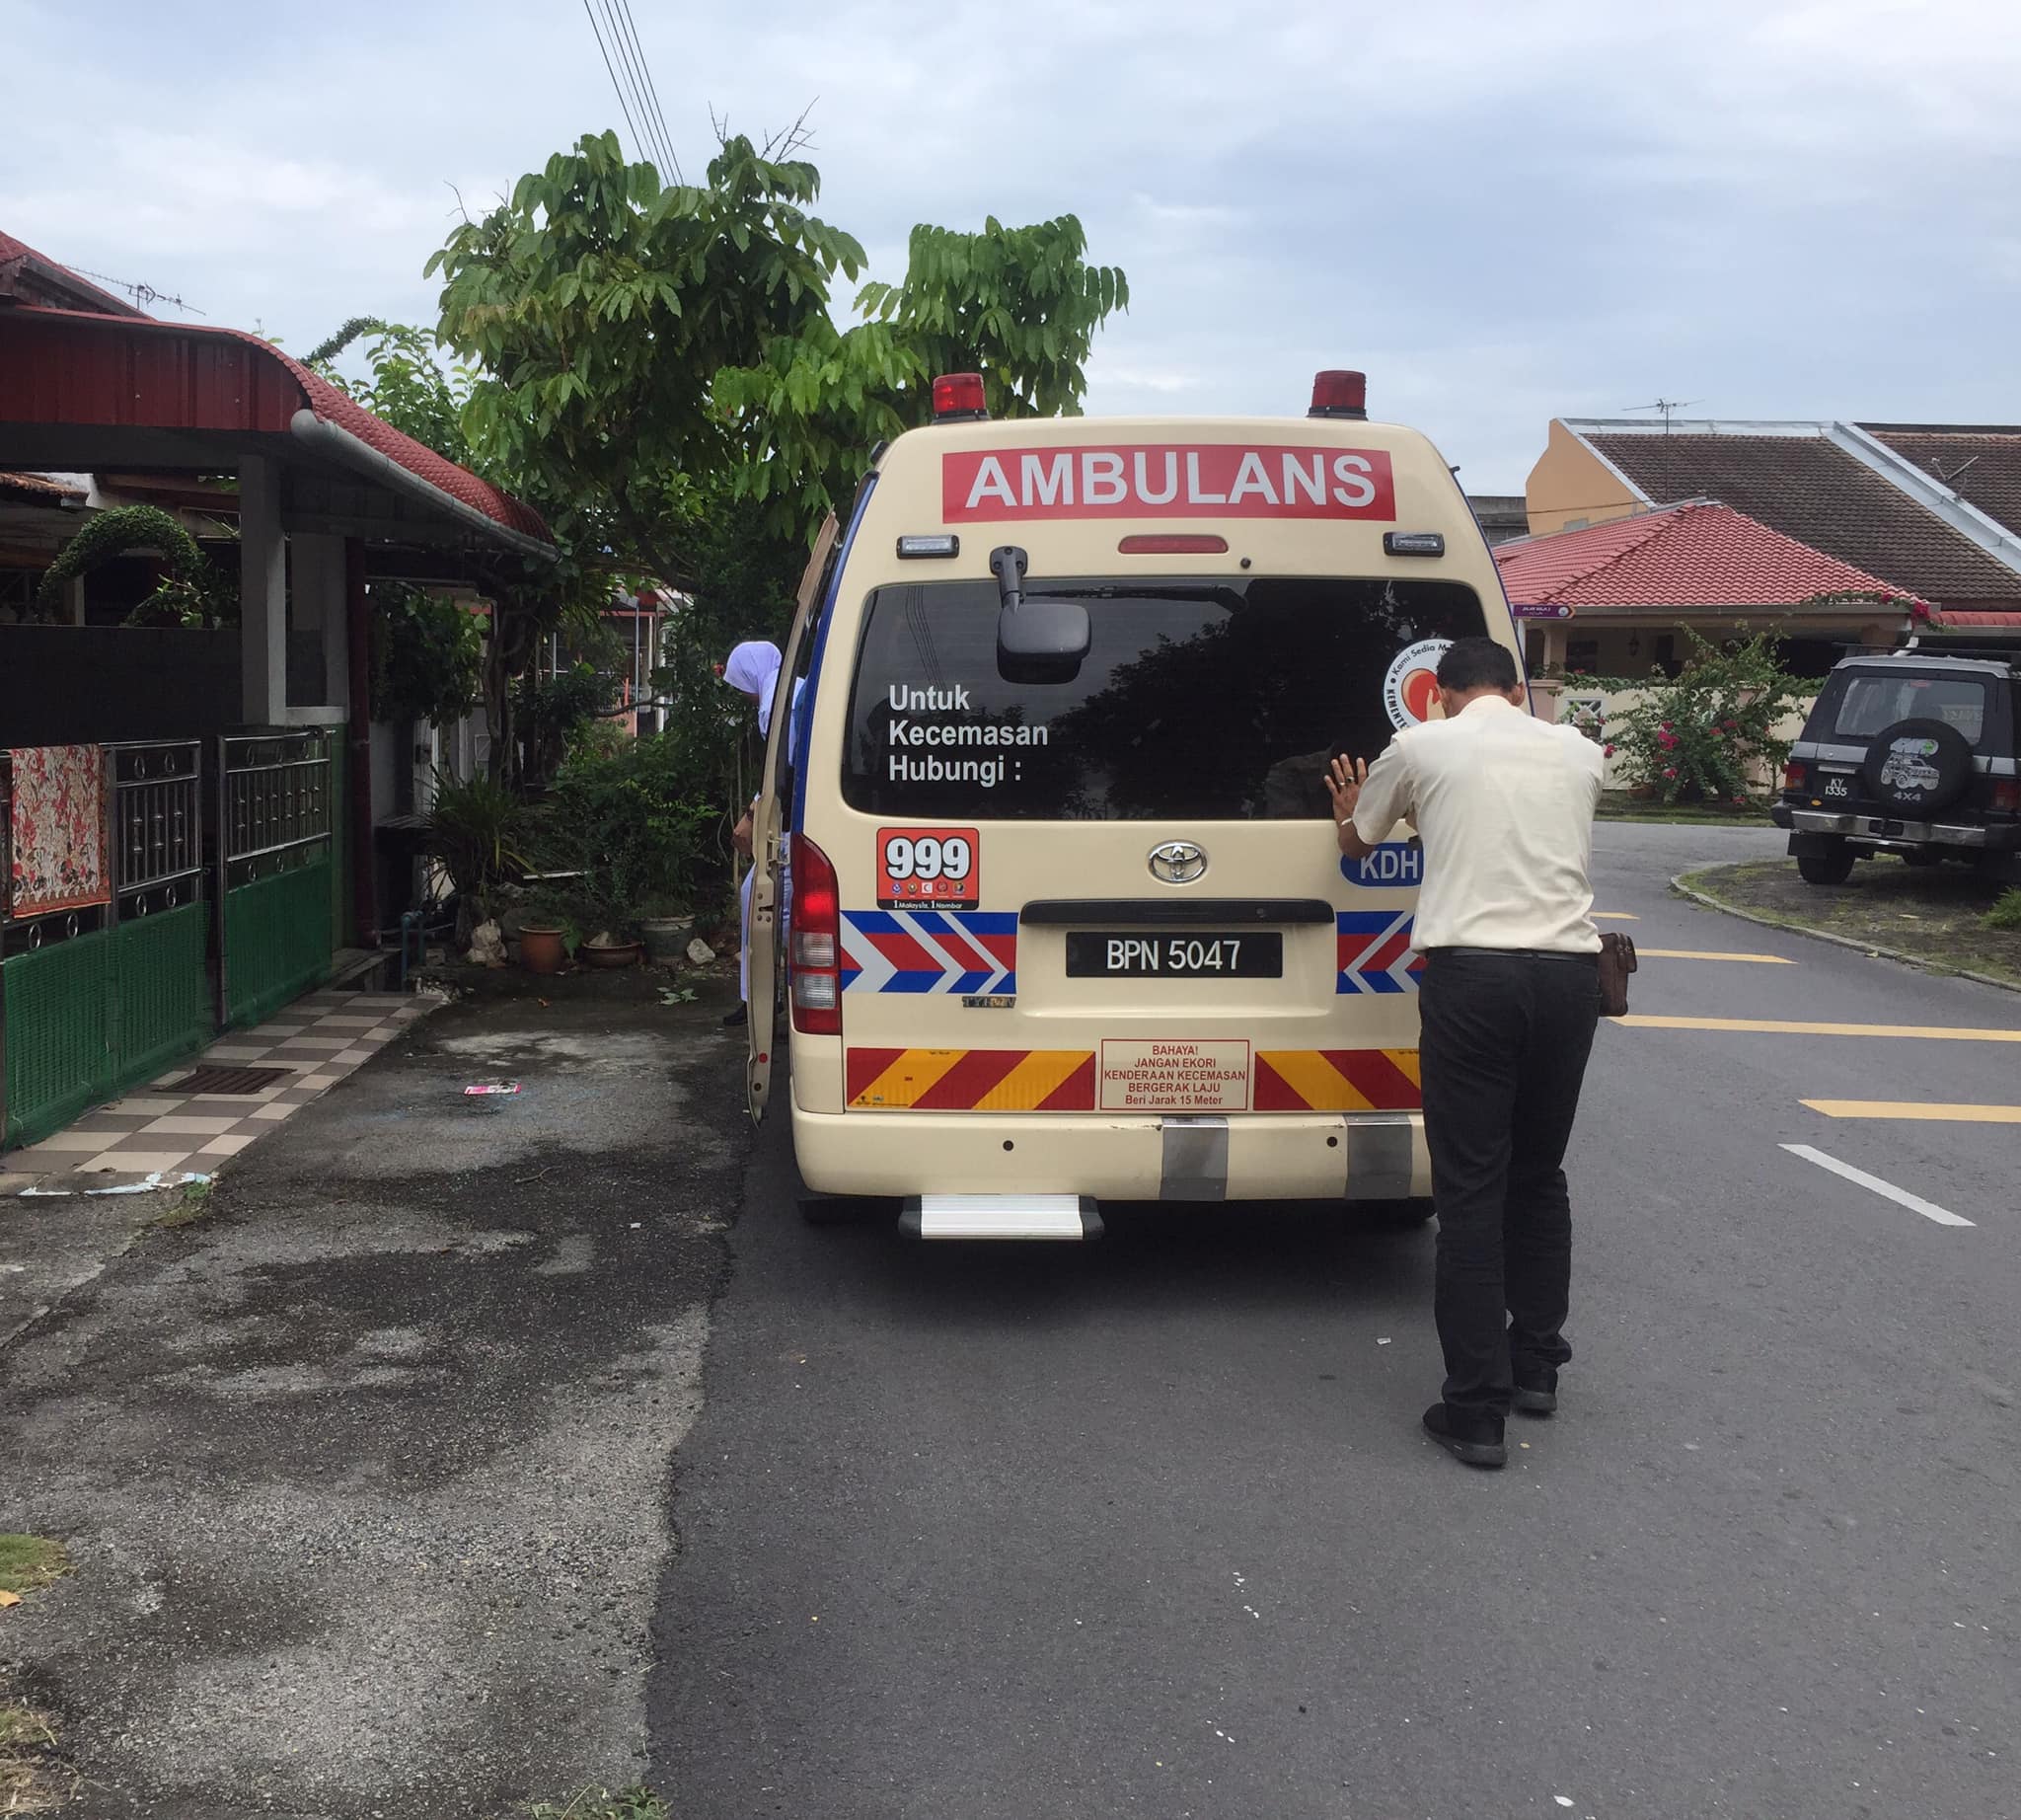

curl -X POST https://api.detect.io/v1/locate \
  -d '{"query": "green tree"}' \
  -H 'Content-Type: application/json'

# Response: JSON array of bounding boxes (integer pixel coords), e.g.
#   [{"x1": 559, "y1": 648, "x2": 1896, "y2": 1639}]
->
[
  {"x1": 426, "y1": 127, "x2": 1130, "y2": 566},
  {"x1": 858, "y1": 215, "x2": 1127, "y2": 417}
]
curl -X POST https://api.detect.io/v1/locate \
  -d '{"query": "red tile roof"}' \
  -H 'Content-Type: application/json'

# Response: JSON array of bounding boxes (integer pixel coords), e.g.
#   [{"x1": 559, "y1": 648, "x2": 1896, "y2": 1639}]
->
[
  {"x1": 1856, "y1": 424, "x2": 2021, "y2": 550},
  {"x1": 1495, "y1": 501, "x2": 1920, "y2": 613},
  {"x1": 0, "y1": 469, "x2": 85, "y2": 504},
  {"x1": 1584, "y1": 430, "x2": 2021, "y2": 603},
  {"x1": 0, "y1": 231, "x2": 147, "y2": 318}
]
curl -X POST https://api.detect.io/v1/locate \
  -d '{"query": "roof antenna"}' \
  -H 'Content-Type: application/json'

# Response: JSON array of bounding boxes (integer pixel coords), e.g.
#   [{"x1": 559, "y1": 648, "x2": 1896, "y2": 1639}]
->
[{"x1": 1621, "y1": 397, "x2": 1702, "y2": 433}]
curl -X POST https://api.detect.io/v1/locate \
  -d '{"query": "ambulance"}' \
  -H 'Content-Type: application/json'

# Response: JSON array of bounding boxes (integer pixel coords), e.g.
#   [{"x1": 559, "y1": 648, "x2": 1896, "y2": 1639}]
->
[{"x1": 745, "y1": 370, "x2": 1528, "y2": 1239}]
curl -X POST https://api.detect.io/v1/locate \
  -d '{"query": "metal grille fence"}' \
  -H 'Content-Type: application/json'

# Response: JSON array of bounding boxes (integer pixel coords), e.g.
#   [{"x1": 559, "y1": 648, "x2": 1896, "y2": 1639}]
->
[{"x1": 111, "y1": 739, "x2": 204, "y2": 916}]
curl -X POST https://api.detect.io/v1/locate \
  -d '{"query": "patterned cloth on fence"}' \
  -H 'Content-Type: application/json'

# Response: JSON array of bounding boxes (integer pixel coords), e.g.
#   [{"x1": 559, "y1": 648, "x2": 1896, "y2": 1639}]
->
[{"x1": 7, "y1": 745, "x2": 109, "y2": 916}]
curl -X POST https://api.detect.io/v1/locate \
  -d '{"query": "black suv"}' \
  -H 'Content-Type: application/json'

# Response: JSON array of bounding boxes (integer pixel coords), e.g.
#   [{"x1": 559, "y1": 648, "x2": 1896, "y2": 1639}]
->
[{"x1": 1773, "y1": 649, "x2": 2020, "y2": 886}]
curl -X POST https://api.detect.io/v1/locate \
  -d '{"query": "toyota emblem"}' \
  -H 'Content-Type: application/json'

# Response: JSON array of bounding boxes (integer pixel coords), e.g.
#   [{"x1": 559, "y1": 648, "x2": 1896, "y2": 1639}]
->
[{"x1": 1148, "y1": 840, "x2": 1208, "y2": 884}]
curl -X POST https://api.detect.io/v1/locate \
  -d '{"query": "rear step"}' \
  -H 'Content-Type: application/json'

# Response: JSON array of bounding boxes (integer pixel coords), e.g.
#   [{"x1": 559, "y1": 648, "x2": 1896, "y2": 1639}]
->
[{"x1": 901, "y1": 1194, "x2": 1103, "y2": 1242}]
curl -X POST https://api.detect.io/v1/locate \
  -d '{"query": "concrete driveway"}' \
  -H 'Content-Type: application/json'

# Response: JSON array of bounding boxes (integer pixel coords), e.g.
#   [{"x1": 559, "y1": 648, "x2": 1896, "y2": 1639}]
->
[{"x1": 2, "y1": 969, "x2": 743, "y2": 1819}]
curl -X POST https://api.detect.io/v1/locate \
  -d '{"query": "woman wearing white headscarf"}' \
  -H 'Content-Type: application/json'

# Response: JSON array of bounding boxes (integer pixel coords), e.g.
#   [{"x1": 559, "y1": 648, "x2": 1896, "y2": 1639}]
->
[{"x1": 723, "y1": 641, "x2": 787, "y2": 1027}]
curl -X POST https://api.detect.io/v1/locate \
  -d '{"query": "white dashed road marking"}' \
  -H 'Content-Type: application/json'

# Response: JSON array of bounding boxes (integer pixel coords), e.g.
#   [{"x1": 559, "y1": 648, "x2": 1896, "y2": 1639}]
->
[{"x1": 1780, "y1": 1144, "x2": 1975, "y2": 1229}]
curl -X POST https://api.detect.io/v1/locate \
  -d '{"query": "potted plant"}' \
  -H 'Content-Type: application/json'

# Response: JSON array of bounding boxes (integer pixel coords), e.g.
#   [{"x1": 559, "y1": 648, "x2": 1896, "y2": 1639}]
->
[{"x1": 636, "y1": 896, "x2": 697, "y2": 966}]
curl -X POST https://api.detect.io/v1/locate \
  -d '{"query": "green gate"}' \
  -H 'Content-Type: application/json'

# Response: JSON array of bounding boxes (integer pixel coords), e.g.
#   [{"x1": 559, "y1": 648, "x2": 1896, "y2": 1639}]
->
[
  {"x1": 2, "y1": 740, "x2": 215, "y2": 1149},
  {"x1": 218, "y1": 729, "x2": 335, "y2": 1028}
]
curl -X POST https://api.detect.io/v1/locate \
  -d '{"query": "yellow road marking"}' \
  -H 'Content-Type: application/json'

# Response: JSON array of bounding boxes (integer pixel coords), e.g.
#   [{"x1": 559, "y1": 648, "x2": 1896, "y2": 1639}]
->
[
  {"x1": 1637, "y1": 948, "x2": 1794, "y2": 964},
  {"x1": 1803, "y1": 1100, "x2": 2021, "y2": 1124},
  {"x1": 1620, "y1": 1015, "x2": 2021, "y2": 1043},
  {"x1": 1594, "y1": 912, "x2": 1638, "y2": 921}
]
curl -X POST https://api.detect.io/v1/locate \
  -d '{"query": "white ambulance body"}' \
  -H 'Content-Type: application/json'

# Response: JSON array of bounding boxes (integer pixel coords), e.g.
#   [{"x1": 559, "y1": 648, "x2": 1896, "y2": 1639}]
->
[{"x1": 746, "y1": 371, "x2": 1529, "y2": 1238}]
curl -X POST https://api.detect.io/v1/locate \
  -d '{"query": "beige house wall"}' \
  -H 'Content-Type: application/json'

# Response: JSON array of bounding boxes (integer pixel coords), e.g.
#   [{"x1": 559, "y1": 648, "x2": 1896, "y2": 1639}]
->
[{"x1": 1523, "y1": 419, "x2": 1649, "y2": 536}]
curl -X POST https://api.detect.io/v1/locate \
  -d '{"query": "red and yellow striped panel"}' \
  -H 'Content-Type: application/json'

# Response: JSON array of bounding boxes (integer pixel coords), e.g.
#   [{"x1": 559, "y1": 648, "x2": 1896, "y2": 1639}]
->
[
  {"x1": 846, "y1": 1048, "x2": 1096, "y2": 1111},
  {"x1": 1254, "y1": 1049, "x2": 1422, "y2": 1111}
]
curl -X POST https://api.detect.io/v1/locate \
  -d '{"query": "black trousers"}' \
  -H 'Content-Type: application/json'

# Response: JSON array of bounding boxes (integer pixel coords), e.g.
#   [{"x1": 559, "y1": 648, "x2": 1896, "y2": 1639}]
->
[{"x1": 1417, "y1": 950, "x2": 1602, "y2": 1418}]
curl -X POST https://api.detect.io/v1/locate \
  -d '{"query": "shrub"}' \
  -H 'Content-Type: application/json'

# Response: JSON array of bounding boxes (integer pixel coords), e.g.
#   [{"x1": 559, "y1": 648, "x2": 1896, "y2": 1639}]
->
[
  {"x1": 1987, "y1": 888, "x2": 2021, "y2": 933},
  {"x1": 425, "y1": 771, "x2": 528, "y2": 934},
  {"x1": 1568, "y1": 630, "x2": 1806, "y2": 804},
  {"x1": 527, "y1": 733, "x2": 720, "y2": 937},
  {"x1": 371, "y1": 589, "x2": 484, "y2": 727}
]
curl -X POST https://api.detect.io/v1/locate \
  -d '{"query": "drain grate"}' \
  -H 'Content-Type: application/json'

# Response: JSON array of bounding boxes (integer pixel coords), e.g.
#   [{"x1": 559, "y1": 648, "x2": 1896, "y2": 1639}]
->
[{"x1": 164, "y1": 1064, "x2": 296, "y2": 1097}]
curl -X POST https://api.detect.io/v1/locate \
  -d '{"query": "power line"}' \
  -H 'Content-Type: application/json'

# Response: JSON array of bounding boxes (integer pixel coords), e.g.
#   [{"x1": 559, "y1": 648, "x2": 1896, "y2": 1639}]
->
[
  {"x1": 598, "y1": 0, "x2": 675, "y2": 180},
  {"x1": 614, "y1": 0, "x2": 682, "y2": 182},
  {"x1": 582, "y1": 0, "x2": 646, "y2": 161}
]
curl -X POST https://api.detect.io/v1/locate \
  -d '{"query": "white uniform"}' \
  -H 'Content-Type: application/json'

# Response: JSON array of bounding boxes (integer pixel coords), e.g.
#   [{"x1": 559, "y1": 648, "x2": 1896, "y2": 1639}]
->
[{"x1": 1351, "y1": 694, "x2": 1605, "y2": 954}]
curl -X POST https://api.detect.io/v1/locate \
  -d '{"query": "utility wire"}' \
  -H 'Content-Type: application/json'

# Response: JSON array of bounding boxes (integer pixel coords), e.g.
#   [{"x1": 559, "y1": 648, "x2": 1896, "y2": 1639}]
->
[
  {"x1": 582, "y1": 0, "x2": 645, "y2": 161},
  {"x1": 600, "y1": 0, "x2": 674, "y2": 179},
  {"x1": 614, "y1": 0, "x2": 682, "y2": 182}
]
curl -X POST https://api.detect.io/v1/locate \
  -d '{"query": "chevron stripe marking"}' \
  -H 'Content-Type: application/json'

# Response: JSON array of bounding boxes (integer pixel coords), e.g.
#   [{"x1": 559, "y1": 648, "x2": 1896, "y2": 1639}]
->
[
  {"x1": 846, "y1": 1048, "x2": 1096, "y2": 1110},
  {"x1": 1254, "y1": 1049, "x2": 1423, "y2": 1111},
  {"x1": 980, "y1": 1049, "x2": 1094, "y2": 1110}
]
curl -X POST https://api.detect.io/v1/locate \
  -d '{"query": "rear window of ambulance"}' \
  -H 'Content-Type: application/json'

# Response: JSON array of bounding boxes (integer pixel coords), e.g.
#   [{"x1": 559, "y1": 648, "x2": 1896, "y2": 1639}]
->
[{"x1": 842, "y1": 575, "x2": 1491, "y2": 820}]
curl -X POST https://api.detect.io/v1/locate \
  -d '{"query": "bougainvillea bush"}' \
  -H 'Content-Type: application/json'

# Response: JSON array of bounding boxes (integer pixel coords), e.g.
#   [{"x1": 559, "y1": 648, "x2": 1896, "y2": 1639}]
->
[{"x1": 1565, "y1": 630, "x2": 1808, "y2": 804}]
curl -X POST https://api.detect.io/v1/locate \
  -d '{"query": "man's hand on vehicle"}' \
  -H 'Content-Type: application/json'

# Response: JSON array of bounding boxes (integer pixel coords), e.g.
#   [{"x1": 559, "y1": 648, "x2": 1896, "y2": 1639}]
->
[
  {"x1": 1327, "y1": 756, "x2": 1378, "y2": 860},
  {"x1": 732, "y1": 810, "x2": 755, "y2": 858}
]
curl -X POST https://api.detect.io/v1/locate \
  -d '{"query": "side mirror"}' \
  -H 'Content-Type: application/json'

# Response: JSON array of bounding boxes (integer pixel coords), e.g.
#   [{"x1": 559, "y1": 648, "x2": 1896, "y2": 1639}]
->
[{"x1": 992, "y1": 544, "x2": 1090, "y2": 683}]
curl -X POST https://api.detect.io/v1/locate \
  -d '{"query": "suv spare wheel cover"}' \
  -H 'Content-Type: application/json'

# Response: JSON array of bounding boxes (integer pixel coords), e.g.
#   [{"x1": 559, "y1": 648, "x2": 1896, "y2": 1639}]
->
[{"x1": 1860, "y1": 717, "x2": 1974, "y2": 816}]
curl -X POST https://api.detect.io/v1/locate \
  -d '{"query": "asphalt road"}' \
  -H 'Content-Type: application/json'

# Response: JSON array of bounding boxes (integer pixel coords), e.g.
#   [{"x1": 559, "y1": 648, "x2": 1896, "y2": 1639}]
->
[{"x1": 650, "y1": 824, "x2": 2021, "y2": 1820}]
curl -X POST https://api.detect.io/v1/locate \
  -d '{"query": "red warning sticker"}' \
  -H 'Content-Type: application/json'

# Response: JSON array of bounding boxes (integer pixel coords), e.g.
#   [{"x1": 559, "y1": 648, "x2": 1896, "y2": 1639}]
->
[{"x1": 875, "y1": 826, "x2": 981, "y2": 909}]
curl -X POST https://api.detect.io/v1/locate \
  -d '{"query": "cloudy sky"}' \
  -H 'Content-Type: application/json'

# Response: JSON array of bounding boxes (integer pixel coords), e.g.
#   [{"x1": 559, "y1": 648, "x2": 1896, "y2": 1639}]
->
[{"x1": 4, "y1": 0, "x2": 2017, "y2": 490}]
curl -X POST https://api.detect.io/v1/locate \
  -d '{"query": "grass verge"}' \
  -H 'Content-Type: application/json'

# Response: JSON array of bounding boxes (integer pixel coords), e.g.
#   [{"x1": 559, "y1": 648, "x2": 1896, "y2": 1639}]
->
[
  {"x1": 0, "y1": 1696, "x2": 70, "y2": 1814},
  {"x1": 0, "y1": 1535, "x2": 70, "y2": 1598},
  {"x1": 152, "y1": 1180, "x2": 213, "y2": 1231},
  {"x1": 1680, "y1": 856, "x2": 2021, "y2": 988},
  {"x1": 1597, "y1": 792, "x2": 1773, "y2": 827},
  {"x1": 527, "y1": 1789, "x2": 669, "y2": 1820}
]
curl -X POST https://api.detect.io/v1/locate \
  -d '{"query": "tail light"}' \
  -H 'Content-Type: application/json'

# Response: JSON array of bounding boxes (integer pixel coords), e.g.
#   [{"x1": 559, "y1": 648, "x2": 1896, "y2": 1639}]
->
[
  {"x1": 1783, "y1": 760, "x2": 1810, "y2": 794},
  {"x1": 790, "y1": 832, "x2": 842, "y2": 1035},
  {"x1": 1993, "y1": 780, "x2": 2021, "y2": 814}
]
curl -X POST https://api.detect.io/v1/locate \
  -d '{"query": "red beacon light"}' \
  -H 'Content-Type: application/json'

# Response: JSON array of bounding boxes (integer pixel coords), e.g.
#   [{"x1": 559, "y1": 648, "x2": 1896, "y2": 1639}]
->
[
  {"x1": 1309, "y1": 369, "x2": 1368, "y2": 420},
  {"x1": 932, "y1": 372, "x2": 990, "y2": 421}
]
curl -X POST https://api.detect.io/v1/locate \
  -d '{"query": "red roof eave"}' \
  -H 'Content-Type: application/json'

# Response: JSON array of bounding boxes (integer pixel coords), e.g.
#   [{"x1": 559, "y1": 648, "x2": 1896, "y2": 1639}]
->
[{"x1": 0, "y1": 304, "x2": 551, "y2": 556}]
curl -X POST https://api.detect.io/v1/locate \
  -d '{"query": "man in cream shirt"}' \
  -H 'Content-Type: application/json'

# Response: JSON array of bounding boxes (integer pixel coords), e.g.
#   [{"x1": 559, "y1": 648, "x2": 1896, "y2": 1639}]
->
[{"x1": 1327, "y1": 638, "x2": 1606, "y2": 1470}]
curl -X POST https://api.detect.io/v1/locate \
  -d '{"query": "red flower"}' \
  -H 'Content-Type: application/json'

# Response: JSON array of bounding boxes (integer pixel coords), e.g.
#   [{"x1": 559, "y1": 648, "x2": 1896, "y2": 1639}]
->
[
  {"x1": 1663, "y1": 767, "x2": 1678, "y2": 779},
  {"x1": 1603, "y1": 743, "x2": 1615, "y2": 757}
]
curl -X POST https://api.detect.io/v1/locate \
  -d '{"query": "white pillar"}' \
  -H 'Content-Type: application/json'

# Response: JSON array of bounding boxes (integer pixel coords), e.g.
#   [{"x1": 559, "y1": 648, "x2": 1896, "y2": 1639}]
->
[
  {"x1": 289, "y1": 533, "x2": 349, "y2": 713},
  {"x1": 240, "y1": 455, "x2": 286, "y2": 724}
]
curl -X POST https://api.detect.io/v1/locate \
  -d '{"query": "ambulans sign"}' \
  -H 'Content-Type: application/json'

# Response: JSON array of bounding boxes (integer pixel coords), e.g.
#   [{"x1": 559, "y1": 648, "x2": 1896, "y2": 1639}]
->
[{"x1": 942, "y1": 443, "x2": 1397, "y2": 523}]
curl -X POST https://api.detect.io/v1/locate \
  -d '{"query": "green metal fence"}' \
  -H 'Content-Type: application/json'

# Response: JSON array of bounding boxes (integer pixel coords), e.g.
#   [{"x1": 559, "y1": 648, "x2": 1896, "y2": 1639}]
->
[
  {"x1": 2, "y1": 730, "x2": 345, "y2": 1151},
  {"x1": 2, "y1": 926, "x2": 114, "y2": 1148},
  {"x1": 218, "y1": 729, "x2": 335, "y2": 1029}
]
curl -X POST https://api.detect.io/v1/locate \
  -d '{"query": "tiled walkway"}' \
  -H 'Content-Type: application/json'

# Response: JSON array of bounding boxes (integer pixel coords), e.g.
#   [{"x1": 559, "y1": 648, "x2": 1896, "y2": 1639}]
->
[{"x1": 1, "y1": 990, "x2": 431, "y2": 1191}]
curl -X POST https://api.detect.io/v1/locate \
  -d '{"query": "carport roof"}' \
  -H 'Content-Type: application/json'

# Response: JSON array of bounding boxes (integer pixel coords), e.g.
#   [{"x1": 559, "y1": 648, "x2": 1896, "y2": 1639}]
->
[
  {"x1": 0, "y1": 254, "x2": 552, "y2": 560},
  {"x1": 1494, "y1": 500, "x2": 1923, "y2": 614}
]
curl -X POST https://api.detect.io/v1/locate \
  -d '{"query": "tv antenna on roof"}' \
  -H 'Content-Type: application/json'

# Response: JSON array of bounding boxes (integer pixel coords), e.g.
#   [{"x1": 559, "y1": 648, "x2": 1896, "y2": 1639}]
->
[{"x1": 1621, "y1": 398, "x2": 1702, "y2": 433}]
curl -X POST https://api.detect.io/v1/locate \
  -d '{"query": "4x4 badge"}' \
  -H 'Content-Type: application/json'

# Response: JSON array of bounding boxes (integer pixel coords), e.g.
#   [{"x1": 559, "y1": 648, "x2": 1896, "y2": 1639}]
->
[{"x1": 1149, "y1": 841, "x2": 1208, "y2": 884}]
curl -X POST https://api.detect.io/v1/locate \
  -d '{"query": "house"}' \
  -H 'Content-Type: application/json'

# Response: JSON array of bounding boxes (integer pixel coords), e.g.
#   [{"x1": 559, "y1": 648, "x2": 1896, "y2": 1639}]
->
[
  {"x1": 0, "y1": 229, "x2": 555, "y2": 1150},
  {"x1": 1493, "y1": 500, "x2": 1923, "y2": 786},
  {"x1": 1524, "y1": 417, "x2": 2021, "y2": 638},
  {"x1": 1465, "y1": 493, "x2": 1529, "y2": 547},
  {"x1": 1493, "y1": 498, "x2": 1917, "y2": 683}
]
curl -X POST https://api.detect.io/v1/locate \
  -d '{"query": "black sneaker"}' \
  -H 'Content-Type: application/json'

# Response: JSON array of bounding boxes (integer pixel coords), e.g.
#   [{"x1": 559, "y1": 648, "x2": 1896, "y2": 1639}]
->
[
  {"x1": 721, "y1": 1003, "x2": 749, "y2": 1027},
  {"x1": 1512, "y1": 1367, "x2": 1558, "y2": 1417},
  {"x1": 1422, "y1": 1402, "x2": 1507, "y2": 1470}
]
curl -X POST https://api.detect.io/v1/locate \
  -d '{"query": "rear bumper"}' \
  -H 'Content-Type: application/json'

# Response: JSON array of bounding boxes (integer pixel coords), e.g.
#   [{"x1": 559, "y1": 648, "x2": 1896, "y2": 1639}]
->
[
  {"x1": 1773, "y1": 803, "x2": 2021, "y2": 852},
  {"x1": 790, "y1": 1104, "x2": 1430, "y2": 1202}
]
